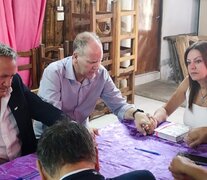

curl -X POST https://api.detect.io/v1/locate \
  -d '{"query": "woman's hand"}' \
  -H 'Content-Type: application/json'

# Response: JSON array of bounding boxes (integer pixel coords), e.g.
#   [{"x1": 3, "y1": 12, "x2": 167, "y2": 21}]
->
[
  {"x1": 143, "y1": 114, "x2": 158, "y2": 135},
  {"x1": 184, "y1": 127, "x2": 207, "y2": 148},
  {"x1": 169, "y1": 156, "x2": 194, "y2": 180}
]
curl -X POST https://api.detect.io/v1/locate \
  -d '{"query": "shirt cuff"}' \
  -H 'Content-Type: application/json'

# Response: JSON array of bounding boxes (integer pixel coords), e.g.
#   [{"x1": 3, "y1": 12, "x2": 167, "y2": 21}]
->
[{"x1": 117, "y1": 104, "x2": 135, "y2": 120}]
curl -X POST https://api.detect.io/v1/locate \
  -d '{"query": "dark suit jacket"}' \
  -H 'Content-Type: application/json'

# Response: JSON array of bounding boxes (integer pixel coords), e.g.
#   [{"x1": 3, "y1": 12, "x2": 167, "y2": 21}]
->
[
  {"x1": 62, "y1": 169, "x2": 105, "y2": 180},
  {"x1": 62, "y1": 169, "x2": 156, "y2": 180},
  {"x1": 8, "y1": 74, "x2": 65, "y2": 156}
]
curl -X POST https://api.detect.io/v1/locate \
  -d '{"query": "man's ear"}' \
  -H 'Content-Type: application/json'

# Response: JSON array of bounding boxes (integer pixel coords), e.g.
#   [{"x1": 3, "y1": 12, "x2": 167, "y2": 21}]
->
[
  {"x1": 73, "y1": 52, "x2": 78, "y2": 63},
  {"x1": 36, "y1": 159, "x2": 47, "y2": 180}
]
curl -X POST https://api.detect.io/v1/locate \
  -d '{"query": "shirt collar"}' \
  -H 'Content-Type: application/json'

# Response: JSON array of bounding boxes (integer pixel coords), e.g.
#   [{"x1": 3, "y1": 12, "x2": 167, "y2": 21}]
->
[
  {"x1": 0, "y1": 87, "x2": 12, "y2": 114},
  {"x1": 60, "y1": 168, "x2": 91, "y2": 180},
  {"x1": 3, "y1": 87, "x2": 13, "y2": 98},
  {"x1": 65, "y1": 57, "x2": 76, "y2": 81},
  {"x1": 8, "y1": 87, "x2": 12, "y2": 94}
]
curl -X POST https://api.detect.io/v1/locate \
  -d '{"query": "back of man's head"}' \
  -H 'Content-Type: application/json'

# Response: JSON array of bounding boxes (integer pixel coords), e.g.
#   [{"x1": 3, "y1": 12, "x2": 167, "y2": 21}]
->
[{"x1": 36, "y1": 120, "x2": 96, "y2": 178}]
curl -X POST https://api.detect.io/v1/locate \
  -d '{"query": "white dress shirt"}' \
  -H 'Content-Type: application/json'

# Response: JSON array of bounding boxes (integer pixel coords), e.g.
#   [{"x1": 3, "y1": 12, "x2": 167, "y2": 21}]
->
[{"x1": 0, "y1": 88, "x2": 21, "y2": 161}]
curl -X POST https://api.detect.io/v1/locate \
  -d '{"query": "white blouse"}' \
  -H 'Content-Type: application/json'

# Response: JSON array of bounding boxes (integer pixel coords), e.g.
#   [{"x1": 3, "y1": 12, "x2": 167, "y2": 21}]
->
[{"x1": 183, "y1": 88, "x2": 207, "y2": 128}]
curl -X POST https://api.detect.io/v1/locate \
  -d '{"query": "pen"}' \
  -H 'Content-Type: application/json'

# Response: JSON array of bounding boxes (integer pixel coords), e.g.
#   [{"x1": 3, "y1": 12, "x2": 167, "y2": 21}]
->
[{"x1": 135, "y1": 148, "x2": 161, "y2": 156}]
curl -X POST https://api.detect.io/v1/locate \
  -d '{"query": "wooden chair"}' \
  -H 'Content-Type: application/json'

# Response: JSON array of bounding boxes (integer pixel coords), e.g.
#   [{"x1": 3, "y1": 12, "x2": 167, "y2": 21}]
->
[
  {"x1": 37, "y1": 44, "x2": 64, "y2": 82},
  {"x1": 68, "y1": 0, "x2": 91, "y2": 40},
  {"x1": 63, "y1": 40, "x2": 70, "y2": 57},
  {"x1": 31, "y1": 88, "x2": 39, "y2": 94},
  {"x1": 114, "y1": 71, "x2": 135, "y2": 103},
  {"x1": 17, "y1": 48, "x2": 38, "y2": 89},
  {"x1": 113, "y1": 0, "x2": 138, "y2": 76},
  {"x1": 89, "y1": 98, "x2": 111, "y2": 120}
]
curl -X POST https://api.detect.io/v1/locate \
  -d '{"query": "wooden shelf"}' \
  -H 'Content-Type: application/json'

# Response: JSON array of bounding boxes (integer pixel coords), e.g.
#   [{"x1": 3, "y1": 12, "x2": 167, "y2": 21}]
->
[
  {"x1": 120, "y1": 10, "x2": 136, "y2": 16},
  {"x1": 120, "y1": 46, "x2": 132, "y2": 55},
  {"x1": 113, "y1": 0, "x2": 138, "y2": 78}
]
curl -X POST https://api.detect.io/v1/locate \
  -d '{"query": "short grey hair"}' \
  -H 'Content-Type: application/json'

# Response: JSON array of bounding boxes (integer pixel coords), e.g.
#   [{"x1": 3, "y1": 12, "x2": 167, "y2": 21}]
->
[
  {"x1": 73, "y1": 32, "x2": 102, "y2": 56},
  {"x1": 0, "y1": 43, "x2": 17, "y2": 60},
  {"x1": 37, "y1": 120, "x2": 96, "y2": 177}
]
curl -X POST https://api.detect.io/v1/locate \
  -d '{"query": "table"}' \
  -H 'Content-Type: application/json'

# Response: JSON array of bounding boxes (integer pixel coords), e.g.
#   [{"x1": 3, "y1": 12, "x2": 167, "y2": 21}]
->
[
  {"x1": 97, "y1": 120, "x2": 207, "y2": 179},
  {"x1": 0, "y1": 154, "x2": 38, "y2": 180},
  {"x1": 0, "y1": 121, "x2": 206, "y2": 180}
]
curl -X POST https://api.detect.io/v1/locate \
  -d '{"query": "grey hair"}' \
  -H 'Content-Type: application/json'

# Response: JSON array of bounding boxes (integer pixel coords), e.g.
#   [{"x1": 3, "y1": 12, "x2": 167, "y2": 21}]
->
[
  {"x1": 0, "y1": 43, "x2": 17, "y2": 60},
  {"x1": 36, "y1": 119, "x2": 96, "y2": 177},
  {"x1": 73, "y1": 32, "x2": 102, "y2": 56}
]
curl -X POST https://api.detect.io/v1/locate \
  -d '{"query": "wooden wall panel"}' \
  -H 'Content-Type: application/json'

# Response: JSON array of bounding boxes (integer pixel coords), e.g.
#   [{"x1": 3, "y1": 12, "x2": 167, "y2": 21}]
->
[
  {"x1": 42, "y1": 0, "x2": 56, "y2": 45},
  {"x1": 63, "y1": 0, "x2": 70, "y2": 42}
]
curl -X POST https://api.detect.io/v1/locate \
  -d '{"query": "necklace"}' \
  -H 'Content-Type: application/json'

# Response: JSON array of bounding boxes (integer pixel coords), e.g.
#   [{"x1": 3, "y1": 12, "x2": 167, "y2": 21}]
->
[{"x1": 200, "y1": 89, "x2": 207, "y2": 104}]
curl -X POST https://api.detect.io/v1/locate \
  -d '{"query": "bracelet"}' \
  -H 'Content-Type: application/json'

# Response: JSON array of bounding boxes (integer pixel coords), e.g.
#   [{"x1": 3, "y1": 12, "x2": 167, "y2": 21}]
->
[{"x1": 132, "y1": 109, "x2": 144, "y2": 118}]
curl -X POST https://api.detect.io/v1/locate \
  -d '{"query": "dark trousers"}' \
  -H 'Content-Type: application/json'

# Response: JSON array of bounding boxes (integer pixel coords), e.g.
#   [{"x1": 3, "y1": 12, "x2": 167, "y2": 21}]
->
[{"x1": 107, "y1": 170, "x2": 156, "y2": 180}]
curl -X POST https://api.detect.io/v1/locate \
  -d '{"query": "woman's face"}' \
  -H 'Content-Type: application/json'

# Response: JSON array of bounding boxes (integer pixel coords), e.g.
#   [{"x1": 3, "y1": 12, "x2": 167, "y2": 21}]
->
[{"x1": 186, "y1": 49, "x2": 207, "y2": 81}]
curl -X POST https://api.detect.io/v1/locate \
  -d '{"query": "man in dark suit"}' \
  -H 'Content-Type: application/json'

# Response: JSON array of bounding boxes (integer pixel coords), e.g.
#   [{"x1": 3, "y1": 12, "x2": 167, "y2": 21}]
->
[
  {"x1": 0, "y1": 43, "x2": 66, "y2": 164},
  {"x1": 36, "y1": 120, "x2": 156, "y2": 180}
]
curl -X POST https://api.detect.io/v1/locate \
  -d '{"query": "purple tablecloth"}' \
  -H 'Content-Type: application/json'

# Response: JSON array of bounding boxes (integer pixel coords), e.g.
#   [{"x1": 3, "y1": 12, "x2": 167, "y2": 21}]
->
[
  {"x1": 0, "y1": 154, "x2": 38, "y2": 180},
  {"x1": 0, "y1": 121, "x2": 206, "y2": 180},
  {"x1": 97, "y1": 120, "x2": 207, "y2": 180}
]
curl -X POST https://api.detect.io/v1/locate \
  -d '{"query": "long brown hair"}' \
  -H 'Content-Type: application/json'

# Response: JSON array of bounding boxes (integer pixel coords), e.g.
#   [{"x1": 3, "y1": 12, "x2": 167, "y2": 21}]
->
[{"x1": 184, "y1": 41, "x2": 207, "y2": 109}]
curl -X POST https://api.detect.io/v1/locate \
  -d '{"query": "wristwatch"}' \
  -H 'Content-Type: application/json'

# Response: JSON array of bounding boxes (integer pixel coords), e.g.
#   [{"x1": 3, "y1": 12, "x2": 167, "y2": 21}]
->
[{"x1": 132, "y1": 109, "x2": 144, "y2": 118}]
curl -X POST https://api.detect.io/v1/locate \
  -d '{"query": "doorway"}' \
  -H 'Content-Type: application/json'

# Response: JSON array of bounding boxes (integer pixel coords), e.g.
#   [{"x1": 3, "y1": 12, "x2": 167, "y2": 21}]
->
[{"x1": 136, "y1": 0, "x2": 162, "y2": 74}]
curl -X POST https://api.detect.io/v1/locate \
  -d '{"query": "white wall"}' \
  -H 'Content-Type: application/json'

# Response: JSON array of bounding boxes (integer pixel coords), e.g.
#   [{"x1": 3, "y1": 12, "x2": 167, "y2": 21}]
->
[{"x1": 160, "y1": 0, "x2": 199, "y2": 81}]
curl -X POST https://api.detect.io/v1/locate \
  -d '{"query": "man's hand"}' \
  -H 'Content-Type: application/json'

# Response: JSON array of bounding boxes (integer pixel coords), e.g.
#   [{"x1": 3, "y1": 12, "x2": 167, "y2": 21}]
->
[
  {"x1": 184, "y1": 127, "x2": 207, "y2": 148},
  {"x1": 134, "y1": 112, "x2": 152, "y2": 135},
  {"x1": 88, "y1": 127, "x2": 99, "y2": 139}
]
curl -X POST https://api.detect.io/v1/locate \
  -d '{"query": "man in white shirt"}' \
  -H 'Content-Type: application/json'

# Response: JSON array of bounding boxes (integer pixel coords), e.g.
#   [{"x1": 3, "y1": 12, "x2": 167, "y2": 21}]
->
[{"x1": 0, "y1": 43, "x2": 66, "y2": 164}]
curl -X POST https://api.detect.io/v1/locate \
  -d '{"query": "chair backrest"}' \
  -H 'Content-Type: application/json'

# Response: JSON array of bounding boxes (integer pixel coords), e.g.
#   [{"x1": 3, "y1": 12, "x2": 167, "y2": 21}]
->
[
  {"x1": 31, "y1": 88, "x2": 39, "y2": 94},
  {"x1": 17, "y1": 48, "x2": 38, "y2": 89},
  {"x1": 38, "y1": 44, "x2": 65, "y2": 82}
]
